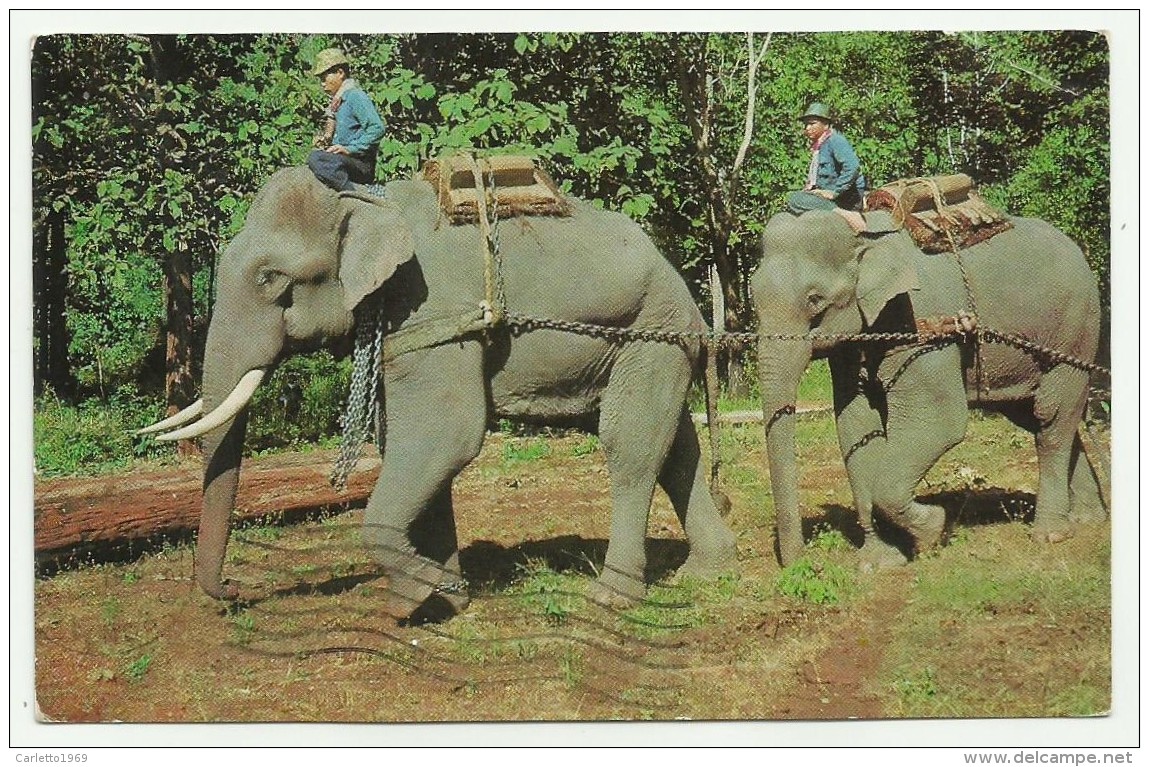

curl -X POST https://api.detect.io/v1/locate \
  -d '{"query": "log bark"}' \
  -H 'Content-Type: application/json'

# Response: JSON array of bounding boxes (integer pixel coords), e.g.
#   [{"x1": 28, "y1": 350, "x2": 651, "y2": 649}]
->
[{"x1": 34, "y1": 451, "x2": 377, "y2": 568}]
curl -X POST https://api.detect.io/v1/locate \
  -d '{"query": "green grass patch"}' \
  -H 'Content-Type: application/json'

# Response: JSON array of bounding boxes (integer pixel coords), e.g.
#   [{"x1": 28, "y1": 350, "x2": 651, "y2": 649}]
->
[
  {"x1": 797, "y1": 359, "x2": 832, "y2": 405},
  {"x1": 502, "y1": 437, "x2": 551, "y2": 466},
  {"x1": 776, "y1": 557, "x2": 854, "y2": 605},
  {"x1": 878, "y1": 525, "x2": 1111, "y2": 718},
  {"x1": 514, "y1": 558, "x2": 583, "y2": 626}
]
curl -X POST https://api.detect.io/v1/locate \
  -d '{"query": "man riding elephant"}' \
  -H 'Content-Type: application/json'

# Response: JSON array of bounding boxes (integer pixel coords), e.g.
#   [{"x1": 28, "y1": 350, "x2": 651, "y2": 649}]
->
[{"x1": 786, "y1": 102, "x2": 867, "y2": 234}]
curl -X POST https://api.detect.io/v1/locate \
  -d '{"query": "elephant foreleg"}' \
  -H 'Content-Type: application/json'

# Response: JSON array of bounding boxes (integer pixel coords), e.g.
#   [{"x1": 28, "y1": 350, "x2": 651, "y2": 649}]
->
[
  {"x1": 867, "y1": 344, "x2": 968, "y2": 556},
  {"x1": 830, "y1": 352, "x2": 907, "y2": 569},
  {"x1": 364, "y1": 342, "x2": 487, "y2": 621}
]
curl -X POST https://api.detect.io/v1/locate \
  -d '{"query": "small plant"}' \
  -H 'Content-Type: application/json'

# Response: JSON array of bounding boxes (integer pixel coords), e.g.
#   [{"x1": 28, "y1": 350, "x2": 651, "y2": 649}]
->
[
  {"x1": 808, "y1": 525, "x2": 851, "y2": 552},
  {"x1": 559, "y1": 646, "x2": 584, "y2": 688},
  {"x1": 231, "y1": 611, "x2": 256, "y2": 646},
  {"x1": 516, "y1": 559, "x2": 578, "y2": 624},
  {"x1": 502, "y1": 437, "x2": 550, "y2": 466},
  {"x1": 571, "y1": 435, "x2": 600, "y2": 457},
  {"x1": 776, "y1": 557, "x2": 853, "y2": 605},
  {"x1": 124, "y1": 654, "x2": 153, "y2": 683},
  {"x1": 122, "y1": 569, "x2": 141, "y2": 585},
  {"x1": 894, "y1": 666, "x2": 940, "y2": 703}
]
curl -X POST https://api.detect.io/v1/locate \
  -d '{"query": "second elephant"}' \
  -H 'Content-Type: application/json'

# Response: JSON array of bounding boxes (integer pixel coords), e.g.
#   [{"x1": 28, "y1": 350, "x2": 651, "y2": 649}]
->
[{"x1": 751, "y1": 209, "x2": 1105, "y2": 569}]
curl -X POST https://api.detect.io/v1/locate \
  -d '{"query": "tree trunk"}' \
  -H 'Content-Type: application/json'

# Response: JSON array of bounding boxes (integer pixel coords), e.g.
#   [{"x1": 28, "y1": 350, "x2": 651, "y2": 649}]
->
[
  {"x1": 33, "y1": 206, "x2": 74, "y2": 398},
  {"x1": 163, "y1": 245, "x2": 198, "y2": 456},
  {"x1": 147, "y1": 34, "x2": 199, "y2": 456}
]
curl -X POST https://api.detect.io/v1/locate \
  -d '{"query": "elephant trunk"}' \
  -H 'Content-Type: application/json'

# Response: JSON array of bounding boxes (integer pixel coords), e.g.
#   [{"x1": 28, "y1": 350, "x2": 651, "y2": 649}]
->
[
  {"x1": 192, "y1": 313, "x2": 279, "y2": 600},
  {"x1": 758, "y1": 333, "x2": 813, "y2": 567},
  {"x1": 196, "y1": 413, "x2": 247, "y2": 599}
]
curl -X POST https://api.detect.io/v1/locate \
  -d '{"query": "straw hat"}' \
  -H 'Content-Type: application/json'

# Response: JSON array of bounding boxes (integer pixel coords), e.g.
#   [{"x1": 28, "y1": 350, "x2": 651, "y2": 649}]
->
[{"x1": 312, "y1": 48, "x2": 350, "y2": 77}]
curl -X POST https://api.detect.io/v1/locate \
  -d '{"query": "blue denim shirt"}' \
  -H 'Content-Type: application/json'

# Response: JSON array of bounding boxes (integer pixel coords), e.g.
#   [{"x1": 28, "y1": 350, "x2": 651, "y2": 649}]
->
[
  {"x1": 814, "y1": 131, "x2": 864, "y2": 200},
  {"x1": 332, "y1": 86, "x2": 385, "y2": 159}
]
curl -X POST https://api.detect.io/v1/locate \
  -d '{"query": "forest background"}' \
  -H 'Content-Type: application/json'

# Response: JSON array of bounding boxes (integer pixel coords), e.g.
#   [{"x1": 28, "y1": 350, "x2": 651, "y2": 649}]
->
[{"x1": 28, "y1": 25, "x2": 1113, "y2": 472}]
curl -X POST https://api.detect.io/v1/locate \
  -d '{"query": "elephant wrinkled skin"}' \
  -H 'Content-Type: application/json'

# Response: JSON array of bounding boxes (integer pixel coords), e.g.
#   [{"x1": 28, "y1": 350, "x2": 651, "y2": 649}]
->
[
  {"x1": 146, "y1": 167, "x2": 737, "y2": 620},
  {"x1": 752, "y1": 210, "x2": 1105, "y2": 569}
]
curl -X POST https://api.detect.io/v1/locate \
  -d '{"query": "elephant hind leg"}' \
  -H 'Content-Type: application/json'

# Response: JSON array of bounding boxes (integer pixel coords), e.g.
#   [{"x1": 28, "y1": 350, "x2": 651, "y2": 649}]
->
[
  {"x1": 1030, "y1": 365, "x2": 1092, "y2": 542},
  {"x1": 1070, "y1": 431, "x2": 1108, "y2": 523},
  {"x1": 590, "y1": 344, "x2": 693, "y2": 608},
  {"x1": 657, "y1": 406, "x2": 737, "y2": 578}
]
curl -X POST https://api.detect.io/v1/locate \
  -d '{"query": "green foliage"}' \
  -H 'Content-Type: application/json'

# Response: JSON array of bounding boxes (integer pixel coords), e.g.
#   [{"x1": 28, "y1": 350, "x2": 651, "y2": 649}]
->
[
  {"x1": 124, "y1": 654, "x2": 154, "y2": 683},
  {"x1": 808, "y1": 525, "x2": 851, "y2": 553},
  {"x1": 32, "y1": 31, "x2": 1111, "y2": 437},
  {"x1": 501, "y1": 436, "x2": 551, "y2": 467},
  {"x1": 776, "y1": 557, "x2": 854, "y2": 605},
  {"x1": 515, "y1": 558, "x2": 579, "y2": 625},
  {"x1": 34, "y1": 387, "x2": 168, "y2": 476},
  {"x1": 570, "y1": 435, "x2": 600, "y2": 457},
  {"x1": 246, "y1": 351, "x2": 349, "y2": 453}
]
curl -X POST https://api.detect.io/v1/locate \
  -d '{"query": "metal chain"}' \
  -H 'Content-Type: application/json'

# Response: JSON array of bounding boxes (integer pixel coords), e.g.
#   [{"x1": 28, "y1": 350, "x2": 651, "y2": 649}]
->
[
  {"x1": 330, "y1": 294, "x2": 386, "y2": 489},
  {"x1": 944, "y1": 227, "x2": 986, "y2": 395},
  {"x1": 503, "y1": 311, "x2": 1108, "y2": 376}
]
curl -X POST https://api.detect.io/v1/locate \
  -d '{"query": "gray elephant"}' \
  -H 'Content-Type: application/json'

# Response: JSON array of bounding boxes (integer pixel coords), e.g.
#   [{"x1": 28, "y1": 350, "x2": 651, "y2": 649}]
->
[
  {"x1": 141, "y1": 166, "x2": 737, "y2": 620},
  {"x1": 751, "y1": 209, "x2": 1105, "y2": 569}
]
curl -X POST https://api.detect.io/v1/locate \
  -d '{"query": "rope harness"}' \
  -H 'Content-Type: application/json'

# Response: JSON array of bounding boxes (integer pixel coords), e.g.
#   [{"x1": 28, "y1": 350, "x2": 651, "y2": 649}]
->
[{"x1": 329, "y1": 169, "x2": 1109, "y2": 489}]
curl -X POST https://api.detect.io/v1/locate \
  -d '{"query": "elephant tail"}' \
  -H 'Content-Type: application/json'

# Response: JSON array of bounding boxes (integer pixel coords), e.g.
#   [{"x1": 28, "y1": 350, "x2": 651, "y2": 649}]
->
[{"x1": 704, "y1": 338, "x2": 721, "y2": 494}]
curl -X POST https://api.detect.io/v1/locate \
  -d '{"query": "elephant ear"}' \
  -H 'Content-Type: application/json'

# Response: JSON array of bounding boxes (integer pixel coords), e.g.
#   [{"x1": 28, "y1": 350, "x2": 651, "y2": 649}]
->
[
  {"x1": 855, "y1": 230, "x2": 920, "y2": 326},
  {"x1": 336, "y1": 193, "x2": 416, "y2": 311}
]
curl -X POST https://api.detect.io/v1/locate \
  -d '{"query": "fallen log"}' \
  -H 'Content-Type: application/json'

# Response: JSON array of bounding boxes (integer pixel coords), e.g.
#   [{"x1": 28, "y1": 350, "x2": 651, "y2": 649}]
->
[{"x1": 33, "y1": 450, "x2": 378, "y2": 571}]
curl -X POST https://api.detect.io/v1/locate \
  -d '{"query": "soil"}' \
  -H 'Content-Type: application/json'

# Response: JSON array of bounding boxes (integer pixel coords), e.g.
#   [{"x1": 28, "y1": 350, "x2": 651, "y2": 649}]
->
[{"x1": 29, "y1": 422, "x2": 1112, "y2": 725}]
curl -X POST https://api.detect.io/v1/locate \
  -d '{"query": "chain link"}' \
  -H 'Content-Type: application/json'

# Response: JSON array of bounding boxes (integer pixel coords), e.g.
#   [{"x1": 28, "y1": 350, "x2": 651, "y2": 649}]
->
[
  {"x1": 330, "y1": 294, "x2": 386, "y2": 489},
  {"x1": 503, "y1": 311, "x2": 1108, "y2": 376}
]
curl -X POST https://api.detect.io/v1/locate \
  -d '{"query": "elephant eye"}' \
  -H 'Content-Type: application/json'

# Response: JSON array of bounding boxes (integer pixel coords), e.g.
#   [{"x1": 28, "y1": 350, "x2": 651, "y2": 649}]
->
[{"x1": 256, "y1": 268, "x2": 294, "y2": 303}]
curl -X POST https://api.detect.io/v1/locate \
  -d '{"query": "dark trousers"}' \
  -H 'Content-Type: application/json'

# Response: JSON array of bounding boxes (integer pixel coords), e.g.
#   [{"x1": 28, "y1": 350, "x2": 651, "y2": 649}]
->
[
  {"x1": 307, "y1": 149, "x2": 375, "y2": 192},
  {"x1": 786, "y1": 187, "x2": 863, "y2": 215}
]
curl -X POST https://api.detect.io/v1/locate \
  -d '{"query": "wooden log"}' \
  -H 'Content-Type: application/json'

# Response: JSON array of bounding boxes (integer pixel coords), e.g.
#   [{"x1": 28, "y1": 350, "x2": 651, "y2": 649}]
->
[
  {"x1": 34, "y1": 451, "x2": 378, "y2": 567},
  {"x1": 895, "y1": 174, "x2": 973, "y2": 216}
]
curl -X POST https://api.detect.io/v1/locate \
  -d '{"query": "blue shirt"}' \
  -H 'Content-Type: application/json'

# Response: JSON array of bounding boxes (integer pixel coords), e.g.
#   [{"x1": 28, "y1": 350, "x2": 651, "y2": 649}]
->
[
  {"x1": 332, "y1": 86, "x2": 385, "y2": 159},
  {"x1": 814, "y1": 130, "x2": 864, "y2": 200}
]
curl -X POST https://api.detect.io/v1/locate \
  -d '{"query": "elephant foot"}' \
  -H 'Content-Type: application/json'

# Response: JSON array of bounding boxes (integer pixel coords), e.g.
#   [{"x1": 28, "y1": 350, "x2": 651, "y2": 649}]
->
[
  {"x1": 676, "y1": 543, "x2": 738, "y2": 582},
  {"x1": 587, "y1": 565, "x2": 646, "y2": 611},
  {"x1": 857, "y1": 538, "x2": 909, "y2": 573},
  {"x1": 678, "y1": 525, "x2": 738, "y2": 580},
  {"x1": 383, "y1": 554, "x2": 469, "y2": 623},
  {"x1": 900, "y1": 501, "x2": 947, "y2": 556},
  {"x1": 1030, "y1": 524, "x2": 1075, "y2": 544}
]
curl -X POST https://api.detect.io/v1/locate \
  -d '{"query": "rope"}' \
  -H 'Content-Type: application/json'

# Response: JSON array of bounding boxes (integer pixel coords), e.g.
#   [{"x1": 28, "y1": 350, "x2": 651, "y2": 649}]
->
[{"x1": 468, "y1": 154, "x2": 506, "y2": 326}]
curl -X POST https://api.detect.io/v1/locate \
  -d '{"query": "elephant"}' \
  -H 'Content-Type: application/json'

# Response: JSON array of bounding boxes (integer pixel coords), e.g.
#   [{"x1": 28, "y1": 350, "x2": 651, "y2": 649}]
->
[
  {"x1": 751, "y1": 208, "x2": 1105, "y2": 569},
  {"x1": 141, "y1": 166, "x2": 738, "y2": 620}
]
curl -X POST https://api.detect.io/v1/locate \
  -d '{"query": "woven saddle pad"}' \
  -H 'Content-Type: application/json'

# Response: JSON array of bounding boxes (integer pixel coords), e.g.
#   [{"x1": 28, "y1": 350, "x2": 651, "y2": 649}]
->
[{"x1": 422, "y1": 153, "x2": 572, "y2": 225}]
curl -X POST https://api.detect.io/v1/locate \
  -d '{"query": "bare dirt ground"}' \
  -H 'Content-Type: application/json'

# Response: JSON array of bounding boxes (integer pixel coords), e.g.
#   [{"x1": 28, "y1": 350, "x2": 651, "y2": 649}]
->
[{"x1": 31, "y1": 418, "x2": 1112, "y2": 724}]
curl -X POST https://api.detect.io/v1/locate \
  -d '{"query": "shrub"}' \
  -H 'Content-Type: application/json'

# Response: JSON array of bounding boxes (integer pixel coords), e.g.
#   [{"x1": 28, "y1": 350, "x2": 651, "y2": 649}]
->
[{"x1": 34, "y1": 387, "x2": 168, "y2": 476}]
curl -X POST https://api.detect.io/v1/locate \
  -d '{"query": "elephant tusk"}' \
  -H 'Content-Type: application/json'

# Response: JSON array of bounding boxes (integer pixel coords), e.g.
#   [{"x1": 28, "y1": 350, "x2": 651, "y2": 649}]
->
[
  {"x1": 154, "y1": 369, "x2": 266, "y2": 442},
  {"x1": 136, "y1": 399, "x2": 204, "y2": 436}
]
